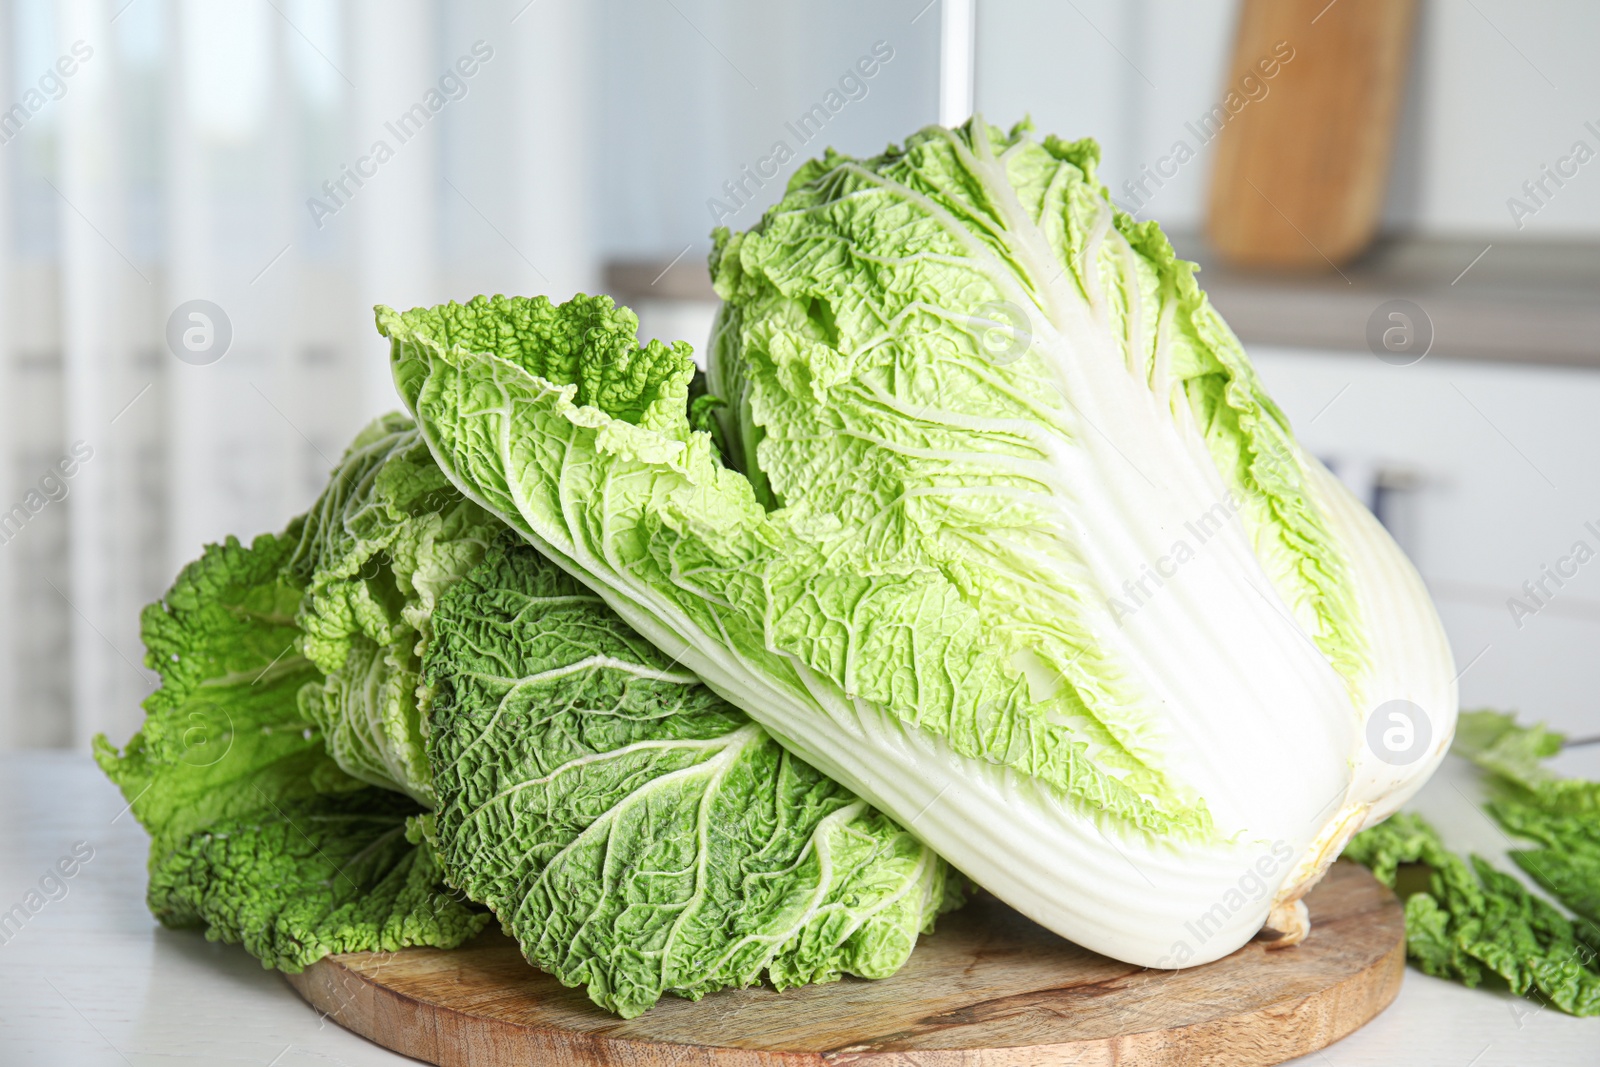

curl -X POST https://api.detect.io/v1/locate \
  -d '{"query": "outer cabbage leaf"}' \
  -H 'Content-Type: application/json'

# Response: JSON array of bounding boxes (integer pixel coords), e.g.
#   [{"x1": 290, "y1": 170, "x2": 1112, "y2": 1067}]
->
[
  {"x1": 423, "y1": 535, "x2": 957, "y2": 1018},
  {"x1": 381, "y1": 118, "x2": 1456, "y2": 966},
  {"x1": 95, "y1": 485, "x2": 486, "y2": 970},
  {"x1": 287, "y1": 414, "x2": 500, "y2": 803},
  {"x1": 150, "y1": 790, "x2": 487, "y2": 971},
  {"x1": 1455, "y1": 711, "x2": 1600, "y2": 930},
  {"x1": 1346, "y1": 813, "x2": 1600, "y2": 1016},
  {"x1": 1348, "y1": 712, "x2": 1600, "y2": 1015},
  {"x1": 94, "y1": 529, "x2": 353, "y2": 853}
]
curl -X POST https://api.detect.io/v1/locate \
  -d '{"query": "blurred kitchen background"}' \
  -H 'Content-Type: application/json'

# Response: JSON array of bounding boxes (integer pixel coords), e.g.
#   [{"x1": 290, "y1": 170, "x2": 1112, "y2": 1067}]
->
[{"x1": 2, "y1": 0, "x2": 1598, "y2": 753}]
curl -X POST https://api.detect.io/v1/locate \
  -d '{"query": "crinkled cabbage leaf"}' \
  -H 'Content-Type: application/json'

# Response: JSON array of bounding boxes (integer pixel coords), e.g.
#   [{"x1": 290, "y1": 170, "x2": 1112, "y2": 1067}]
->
[
  {"x1": 423, "y1": 534, "x2": 959, "y2": 1018},
  {"x1": 94, "y1": 522, "x2": 488, "y2": 970},
  {"x1": 288, "y1": 413, "x2": 500, "y2": 804}
]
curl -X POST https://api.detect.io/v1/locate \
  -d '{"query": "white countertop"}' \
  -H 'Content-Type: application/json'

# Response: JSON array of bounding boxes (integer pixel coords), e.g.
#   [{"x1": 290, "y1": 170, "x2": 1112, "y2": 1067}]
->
[{"x1": 2, "y1": 750, "x2": 1597, "y2": 1066}]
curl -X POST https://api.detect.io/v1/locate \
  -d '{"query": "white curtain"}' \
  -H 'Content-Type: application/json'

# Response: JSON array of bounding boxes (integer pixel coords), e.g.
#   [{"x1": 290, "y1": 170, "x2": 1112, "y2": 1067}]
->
[
  {"x1": 1, "y1": 0, "x2": 598, "y2": 749},
  {"x1": 4, "y1": 0, "x2": 957, "y2": 752}
]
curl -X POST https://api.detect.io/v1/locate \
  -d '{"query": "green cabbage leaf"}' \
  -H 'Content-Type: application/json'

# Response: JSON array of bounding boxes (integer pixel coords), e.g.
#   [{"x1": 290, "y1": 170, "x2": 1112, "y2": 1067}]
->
[
  {"x1": 423, "y1": 534, "x2": 958, "y2": 1018},
  {"x1": 98, "y1": 414, "x2": 953, "y2": 1007},
  {"x1": 1346, "y1": 711, "x2": 1600, "y2": 1016},
  {"x1": 93, "y1": 521, "x2": 488, "y2": 970},
  {"x1": 288, "y1": 413, "x2": 500, "y2": 803}
]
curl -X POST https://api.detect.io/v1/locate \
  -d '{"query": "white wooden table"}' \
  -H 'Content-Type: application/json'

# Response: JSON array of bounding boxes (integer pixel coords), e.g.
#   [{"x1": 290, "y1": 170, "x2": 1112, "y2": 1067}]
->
[{"x1": 2, "y1": 750, "x2": 1596, "y2": 1066}]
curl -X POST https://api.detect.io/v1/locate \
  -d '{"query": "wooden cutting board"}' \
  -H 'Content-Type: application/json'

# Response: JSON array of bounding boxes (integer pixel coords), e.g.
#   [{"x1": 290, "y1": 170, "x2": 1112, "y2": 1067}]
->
[
  {"x1": 285, "y1": 861, "x2": 1404, "y2": 1066},
  {"x1": 1206, "y1": 0, "x2": 1419, "y2": 269}
]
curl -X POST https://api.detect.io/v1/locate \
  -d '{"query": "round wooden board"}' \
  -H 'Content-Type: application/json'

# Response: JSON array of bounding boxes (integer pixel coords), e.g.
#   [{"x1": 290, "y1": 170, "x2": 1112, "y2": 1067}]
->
[{"x1": 285, "y1": 860, "x2": 1404, "y2": 1067}]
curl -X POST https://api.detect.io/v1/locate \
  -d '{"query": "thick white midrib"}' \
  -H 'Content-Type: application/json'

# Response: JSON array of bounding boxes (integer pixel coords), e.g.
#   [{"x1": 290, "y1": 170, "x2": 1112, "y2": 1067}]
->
[
  {"x1": 940, "y1": 137, "x2": 1354, "y2": 840},
  {"x1": 1039, "y1": 312, "x2": 1353, "y2": 836},
  {"x1": 958, "y1": 132, "x2": 1253, "y2": 604},
  {"x1": 949, "y1": 122, "x2": 1113, "y2": 345},
  {"x1": 957, "y1": 133, "x2": 1224, "y2": 556},
  {"x1": 1121, "y1": 428, "x2": 1347, "y2": 778},
  {"x1": 716, "y1": 644, "x2": 1288, "y2": 965},
  {"x1": 1030, "y1": 231, "x2": 1331, "y2": 684}
]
